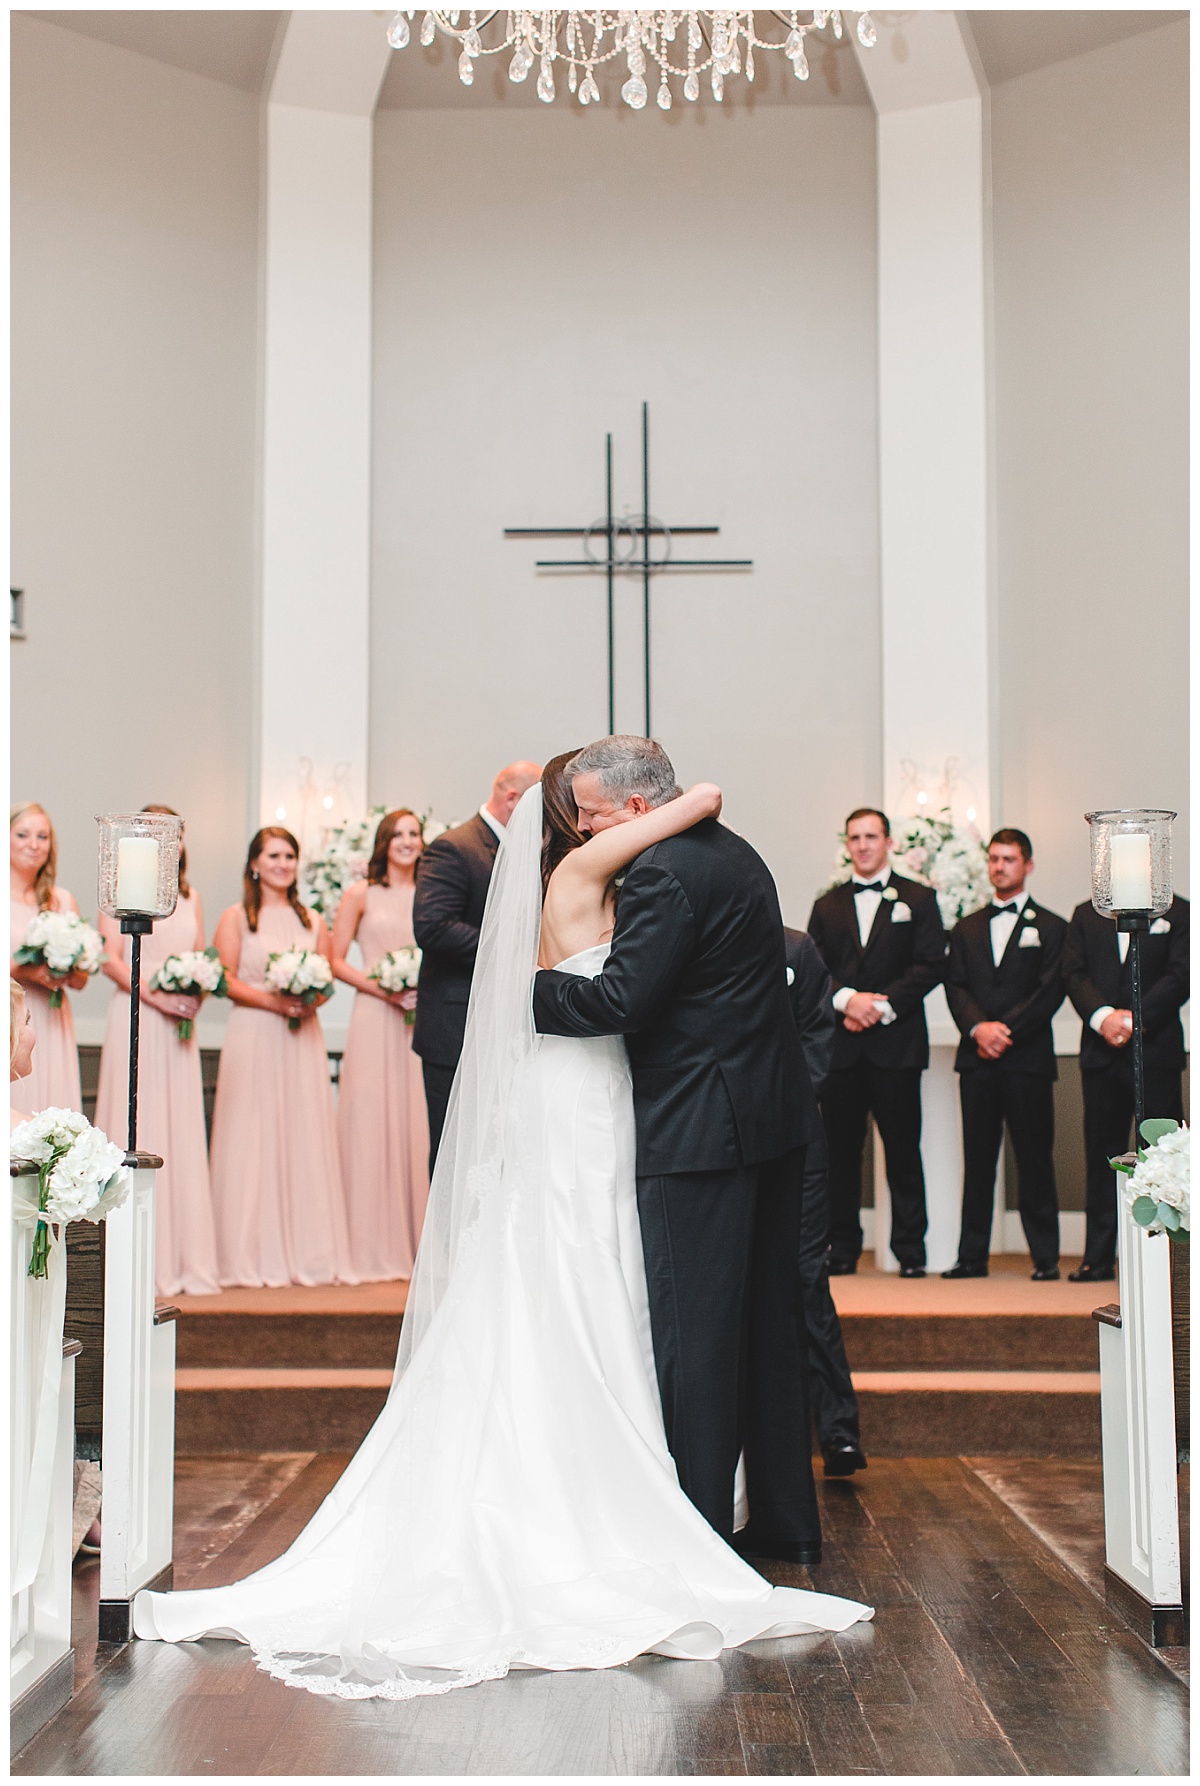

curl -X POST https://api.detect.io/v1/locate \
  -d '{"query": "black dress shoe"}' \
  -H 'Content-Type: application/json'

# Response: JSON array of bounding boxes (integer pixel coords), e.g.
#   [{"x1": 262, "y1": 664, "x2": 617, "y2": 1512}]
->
[
  {"x1": 827, "y1": 1258, "x2": 858, "y2": 1277},
  {"x1": 822, "y1": 1441, "x2": 868, "y2": 1478},
  {"x1": 941, "y1": 1263, "x2": 988, "y2": 1278},
  {"x1": 1068, "y1": 1262, "x2": 1115, "y2": 1283},
  {"x1": 1031, "y1": 1265, "x2": 1061, "y2": 1281},
  {"x1": 733, "y1": 1531, "x2": 822, "y2": 1567},
  {"x1": 899, "y1": 1265, "x2": 926, "y2": 1278}
]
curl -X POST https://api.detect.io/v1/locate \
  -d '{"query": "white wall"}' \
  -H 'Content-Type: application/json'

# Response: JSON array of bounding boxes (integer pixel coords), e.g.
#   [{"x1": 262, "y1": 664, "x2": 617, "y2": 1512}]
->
[
  {"x1": 990, "y1": 21, "x2": 1189, "y2": 916},
  {"x1": 11, "y1": 16, "x2": 261, "y2": 1034},
  {"x1": 370, "y1": 103, "x2": 880, "y2": 925}
]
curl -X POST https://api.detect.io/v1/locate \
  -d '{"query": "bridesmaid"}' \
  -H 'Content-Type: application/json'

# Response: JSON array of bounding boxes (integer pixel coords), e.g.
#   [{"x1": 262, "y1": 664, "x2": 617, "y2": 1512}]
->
[
  {"x1": 11, "y1": 979, "x2": 36, "y2": 1127},
  {"x1": 95, "y1": 806, "x2": 221, "y2": 1297},
  {"x1": 209, "y1": 828, "x2": 355, "y2": 1287},
  {"x1": 332, "y1": 810, "x2": 431, "y2": 1281},
  {"x1": 9, "y1": 802, "x2": 85, "y2": 1112}
]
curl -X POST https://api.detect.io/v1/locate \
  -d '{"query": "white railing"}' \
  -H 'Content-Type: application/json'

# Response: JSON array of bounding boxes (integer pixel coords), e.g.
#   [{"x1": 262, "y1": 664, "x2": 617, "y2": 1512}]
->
[
  {"x1": 10, "y1": 1166, "x2": 78, "y2": 1756},
  {"x1": 1095, "y1": 1187, "x2": 1184, "y2": 1646},
  {"x1": 98, "y1": 1156, "x2": 176, "y2": 1644}
]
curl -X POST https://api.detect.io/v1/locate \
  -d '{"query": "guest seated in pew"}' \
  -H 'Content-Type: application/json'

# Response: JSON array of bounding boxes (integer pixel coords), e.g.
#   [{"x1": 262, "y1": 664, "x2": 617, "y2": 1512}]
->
[
  {"x1": 943, "y1": 829, "x2": 1067, "y2": 1281},
  {"x1": 783, "y1": 929, "x2": 866, "y2": 1478},
  {"x1": 1062, "y1": 891, "x2": 1190, "y2": 1283}
]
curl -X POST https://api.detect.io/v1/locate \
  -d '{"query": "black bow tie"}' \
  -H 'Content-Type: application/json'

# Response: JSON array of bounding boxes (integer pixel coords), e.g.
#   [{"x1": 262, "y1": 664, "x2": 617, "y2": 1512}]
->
[
  {"x1": 854, "y1": 881, "x2": 884, "y2": 895},
  {"x1": 990, "y1": 902, "x2": 1018, "y2": 919}
]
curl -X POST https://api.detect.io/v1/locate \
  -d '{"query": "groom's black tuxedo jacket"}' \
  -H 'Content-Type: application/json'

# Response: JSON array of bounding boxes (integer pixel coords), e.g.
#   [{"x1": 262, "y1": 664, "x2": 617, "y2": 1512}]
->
[
  {"x1": 412, "y1": 813, "x2": 499, "y2": 1069},
  {"x1": 1062, "y1": 895, "x2": 1190, "y2": 1076},
  {"x1": 806, "y1": 873, "x2": 946, "y2": 1073},
  {"x1": 945, "y1": 900, "x2": 1068, "y2": 1078},
  {"x1": 533, "y1": 819, "x2": 810, "y2": 1177}
]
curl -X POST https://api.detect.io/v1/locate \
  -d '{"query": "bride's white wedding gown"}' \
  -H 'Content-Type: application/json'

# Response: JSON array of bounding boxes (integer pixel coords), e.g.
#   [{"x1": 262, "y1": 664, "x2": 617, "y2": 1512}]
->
[{"x1": 135, "y1": 944, "x2": 871, "y2": 1700}]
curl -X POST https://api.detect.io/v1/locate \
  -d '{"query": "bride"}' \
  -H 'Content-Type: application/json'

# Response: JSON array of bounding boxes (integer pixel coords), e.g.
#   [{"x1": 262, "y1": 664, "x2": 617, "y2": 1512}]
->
[{"x1": 134, "y1": 759, "x2": 872, "y2": 1699}]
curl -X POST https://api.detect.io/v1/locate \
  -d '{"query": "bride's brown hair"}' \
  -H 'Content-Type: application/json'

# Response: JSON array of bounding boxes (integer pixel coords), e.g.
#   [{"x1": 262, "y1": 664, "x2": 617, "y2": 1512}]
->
[
  {"x1": 541, "y1": 751, "x2": 585, "y2": 893},
  {"x1": 243, "y1": 827, "x2": 312, "y2": 933}
]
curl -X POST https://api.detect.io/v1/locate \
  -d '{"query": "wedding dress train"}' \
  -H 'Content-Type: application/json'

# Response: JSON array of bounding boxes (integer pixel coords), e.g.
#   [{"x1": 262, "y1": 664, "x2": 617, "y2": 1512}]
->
[{"x1": 134, "y1": 806, "x2": 871, "y2": 1701}]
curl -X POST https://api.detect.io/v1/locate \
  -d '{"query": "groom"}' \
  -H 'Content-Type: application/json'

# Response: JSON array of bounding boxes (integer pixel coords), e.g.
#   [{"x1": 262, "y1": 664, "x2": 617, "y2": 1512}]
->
[{"x1": 533, "y1": 737, "x2": 822, "y2": 1564}]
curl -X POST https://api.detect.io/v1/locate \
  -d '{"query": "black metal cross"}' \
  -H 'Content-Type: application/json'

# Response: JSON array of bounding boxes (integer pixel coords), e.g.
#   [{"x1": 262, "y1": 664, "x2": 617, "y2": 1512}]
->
[{"x1": 505, "y1": 402, "x2": 751, "y2": 737}]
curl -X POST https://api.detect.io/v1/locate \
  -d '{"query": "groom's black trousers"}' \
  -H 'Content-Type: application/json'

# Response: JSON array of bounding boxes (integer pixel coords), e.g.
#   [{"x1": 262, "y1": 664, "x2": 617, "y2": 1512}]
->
[{"x1": 636, "y1": 1145, "x2": 821, "y2": 1547}]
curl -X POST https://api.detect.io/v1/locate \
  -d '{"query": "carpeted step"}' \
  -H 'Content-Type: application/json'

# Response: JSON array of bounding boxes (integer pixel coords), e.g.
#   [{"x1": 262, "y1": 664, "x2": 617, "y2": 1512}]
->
[
  {"x1": 175, "y1": 1313, "x2": 404, "y2": 1369},
  {"x1": 175, "y1": 1368, "x2": 392, "y2": 1453},
  {"x1": 853, "y1": 1370, "x2": 1101, "y2": 1458},
  {"x1": 840, "y1": 1313, "x2": 1097, "y2": 1371}
]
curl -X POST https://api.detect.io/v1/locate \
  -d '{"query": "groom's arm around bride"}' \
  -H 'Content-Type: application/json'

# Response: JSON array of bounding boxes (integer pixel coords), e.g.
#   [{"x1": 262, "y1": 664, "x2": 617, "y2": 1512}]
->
[{"x1": 533, "y1": 737, "x2": 823, "y2": 1563}]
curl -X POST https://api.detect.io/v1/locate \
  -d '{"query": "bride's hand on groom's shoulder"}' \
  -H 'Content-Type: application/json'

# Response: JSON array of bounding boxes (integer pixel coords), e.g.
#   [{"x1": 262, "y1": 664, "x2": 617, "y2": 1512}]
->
[{"x1": 686, "y1": 782, "x2": 722, "y2": 821}]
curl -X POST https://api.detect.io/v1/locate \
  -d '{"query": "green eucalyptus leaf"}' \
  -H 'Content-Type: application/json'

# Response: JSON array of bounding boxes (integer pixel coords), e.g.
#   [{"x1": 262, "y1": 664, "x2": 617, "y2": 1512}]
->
[
  {"x1": 1140, "y1": 1118, "x2": 1180, "y2": 1147},
  {"x1": 1157, "y1": 1202, "x2": 1181, "y2": 1231},
  {"x1": 1131, "y1": 1196, "x2": 1159, "y2": 1226}
]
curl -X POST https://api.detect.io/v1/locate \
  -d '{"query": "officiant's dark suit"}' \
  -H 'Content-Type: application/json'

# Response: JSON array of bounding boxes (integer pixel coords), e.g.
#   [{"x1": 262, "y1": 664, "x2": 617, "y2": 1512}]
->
[
  {"x1": 806, "y1": 873, "x2": 946, "y2": 1272},
  {"x1": 412, "y1": 813, "x2": 499, "y2": 1167},
  {"x1": 945, "y1": 897, "x2": 1068, "y2": 1271},
  {"x1": 534, "y1": 818, "x2": 821, "y2": 1557},
  {"x1": 1063, "y1": 896, "x2": 1189, "y2": 1272},
  {"x1": 784, "y1": 927, "x2": 863, "y2": 1470}
]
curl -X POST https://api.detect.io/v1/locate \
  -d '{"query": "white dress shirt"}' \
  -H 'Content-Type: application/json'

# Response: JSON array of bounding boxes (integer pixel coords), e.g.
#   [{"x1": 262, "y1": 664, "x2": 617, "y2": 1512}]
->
[
  {"x1": 832, "y1": 869, "x2": 896, "y2": 1023},
  {"x1": 1091, "y1": 929, "x2": 1131, "y2": 1033},
  {"x1": 988, "y1": 888, "x2": 1029, "y2": 967},
  {"x1": 478, "y1": 802, "x2": 505, "y2": 844}
]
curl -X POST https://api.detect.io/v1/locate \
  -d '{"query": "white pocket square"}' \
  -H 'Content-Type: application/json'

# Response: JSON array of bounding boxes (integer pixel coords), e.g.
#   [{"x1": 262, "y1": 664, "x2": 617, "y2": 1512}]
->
[
  {"x1": 891, "y1": 903, "x2": 912, "y2": 923},
  {"x1": 1018, "y1": 927, "x2": 1041, "y2": 948},
  {"x1": 1151, "y1": 917, "x2": 1171, "y2": 934},
  {"x1": 786, "y1": 966, "x2": 796, "y2": 985}
]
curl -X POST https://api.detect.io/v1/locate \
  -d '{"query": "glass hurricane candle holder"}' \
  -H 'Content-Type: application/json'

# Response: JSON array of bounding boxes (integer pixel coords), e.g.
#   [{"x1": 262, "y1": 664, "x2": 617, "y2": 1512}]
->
[
  {"x1": 96, "y1": 812, "x2": 182, "y2": 919},
  {"x1": 1085, "y1": 809, "x2": 1174, "y2": 919}
]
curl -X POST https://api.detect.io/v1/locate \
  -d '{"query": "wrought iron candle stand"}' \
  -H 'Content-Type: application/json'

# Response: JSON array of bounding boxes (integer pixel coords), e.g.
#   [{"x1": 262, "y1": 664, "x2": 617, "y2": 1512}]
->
[
  {"x1": 95, "y1": 813, "x2": 182, "y2": 1158},
  {"x1": 1085, "y1": 809, "x2": 1176, "y2": 1132}
]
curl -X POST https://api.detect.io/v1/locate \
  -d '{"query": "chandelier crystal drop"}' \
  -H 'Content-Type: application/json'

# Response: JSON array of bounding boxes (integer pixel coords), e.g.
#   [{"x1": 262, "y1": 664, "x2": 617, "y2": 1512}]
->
[{"x1": 385, "y1": 10, "x2": 876, "y2": 110}]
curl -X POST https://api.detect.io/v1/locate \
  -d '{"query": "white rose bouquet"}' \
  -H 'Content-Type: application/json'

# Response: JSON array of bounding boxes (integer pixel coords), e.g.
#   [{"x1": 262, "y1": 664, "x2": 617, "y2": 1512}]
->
[
  {"x1": 264, "y1": 947, "x2": 334, "y2": 1030},
  {"x1": 368, "y1": 945, "x2": 422, "y2": 1024},
  {"x1": 10, "y1": 1108, "x2": 131, "y2": 1278},
  {"x1": 13, "y1": 911, "x2": 105, "y2": 1007},
  {"x1": 1113, "y1": 1119, "x2": 1190, "y2": 1243},
  {"x1": 150, "y1": 946, "x2": 229, "y2": 1041}
]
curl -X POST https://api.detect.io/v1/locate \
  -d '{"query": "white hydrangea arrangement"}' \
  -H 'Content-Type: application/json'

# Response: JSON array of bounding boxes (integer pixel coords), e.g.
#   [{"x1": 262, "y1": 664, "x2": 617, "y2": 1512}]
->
[
  {"x1": 369, "y1": 946, "x2": 423, "y2": 1023},
  {"x1": 265, "y1": 947, "x2": 335, "y2": 1030},
  {"x1": 10, "y1": 1108, "x2": 131, "y2": 1278},
  {"x1": 150, "y1": 946, "x2": 229, "y2": 1040},
  {"x1": 13, "y1": 911, "x2": 105, "y2": 1006},
  {"x1": 826, "y1": 808, "x2": 990, "y2": 927},
  {"x1": 1114, "y1": 1119, "x2": 1190, "y2": 1243},
  {"x1": 304, "y1": 807, "x2": 449, "y2": 916}
]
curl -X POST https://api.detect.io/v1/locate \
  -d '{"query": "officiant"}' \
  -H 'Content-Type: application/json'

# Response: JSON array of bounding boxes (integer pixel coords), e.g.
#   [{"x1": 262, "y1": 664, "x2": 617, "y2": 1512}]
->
[
  {"x1": 412, "y1": 759, "x2": 541, "y2": 1166},
  {"x1": 1061, "y1": 889, "x2": 1190, "y2": 1282}
]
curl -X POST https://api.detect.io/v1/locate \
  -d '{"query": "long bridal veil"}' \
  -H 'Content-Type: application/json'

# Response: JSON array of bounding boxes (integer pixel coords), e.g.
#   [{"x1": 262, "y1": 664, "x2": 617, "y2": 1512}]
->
[{"x1": 393, "y1": 780, "x2": 545, "y2": 1373}]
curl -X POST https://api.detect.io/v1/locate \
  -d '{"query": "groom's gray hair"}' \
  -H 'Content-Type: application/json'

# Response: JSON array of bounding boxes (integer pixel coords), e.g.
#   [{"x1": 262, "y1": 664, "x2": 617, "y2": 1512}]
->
[{"x1": 566, "y1": 737, "x2": 681, "y2": 809}]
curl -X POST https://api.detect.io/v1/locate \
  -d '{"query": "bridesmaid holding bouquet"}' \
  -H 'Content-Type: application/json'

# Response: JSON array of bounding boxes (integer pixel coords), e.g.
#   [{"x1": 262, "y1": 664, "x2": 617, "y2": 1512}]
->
[
  {"x1": 9, "y1": 803, "x2": 86, "y2": 1111},
  {"x1": 332, "y1": 810, "x2": 430, "y2": 1281},
  {"x1": 95, "y1": 806, "x2": 221, "y2": 1297},
  {"x1": 210, "y1": 828, "x2": 354, "y2": 1287}
]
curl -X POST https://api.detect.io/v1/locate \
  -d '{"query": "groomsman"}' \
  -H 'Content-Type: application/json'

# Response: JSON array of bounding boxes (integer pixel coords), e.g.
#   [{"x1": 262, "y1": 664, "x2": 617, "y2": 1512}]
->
[
  {"x1": 784, "y1": 926, "x2": 866, "y2": 1476},
  {"x1": 412, "y1": 759, "x2": 541, "y2": 1167},
  {"x1": 807, "y1": 808, "x2": 947, "y2": 1277},
  {"x1": 943, "y1": 829, "x2": 1067, "y2": 1280},
  {"x1": 1062, "y1": 892, "x2": 1189, "y2": 1282}
]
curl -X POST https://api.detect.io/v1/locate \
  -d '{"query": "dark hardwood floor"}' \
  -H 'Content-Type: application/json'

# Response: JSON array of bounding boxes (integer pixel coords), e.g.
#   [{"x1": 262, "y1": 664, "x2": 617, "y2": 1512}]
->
[{"x1": 15, "y1": 1457, "x2": 1188, "y2": 1776}]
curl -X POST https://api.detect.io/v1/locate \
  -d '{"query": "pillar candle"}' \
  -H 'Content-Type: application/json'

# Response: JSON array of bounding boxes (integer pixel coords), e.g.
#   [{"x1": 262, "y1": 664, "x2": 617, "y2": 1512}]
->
[
  {"x1": 116, "y1": 837, "x2": 160, "y2": 913},
  {"x1": 1110, "y1": 832, "x2": 1152, "y2": 910}
]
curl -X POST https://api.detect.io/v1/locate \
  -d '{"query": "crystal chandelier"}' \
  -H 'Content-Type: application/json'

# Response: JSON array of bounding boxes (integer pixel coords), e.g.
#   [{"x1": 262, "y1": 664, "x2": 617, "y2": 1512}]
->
[{"x1": 385, "y1": 10, "x2": 876, "y2": 109}]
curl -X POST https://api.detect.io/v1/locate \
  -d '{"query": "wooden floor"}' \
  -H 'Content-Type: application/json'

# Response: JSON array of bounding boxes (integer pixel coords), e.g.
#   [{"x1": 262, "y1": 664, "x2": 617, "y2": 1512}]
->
[{"x1": 15, "y1": 1456, "x2": 1188, "y2": 1776}]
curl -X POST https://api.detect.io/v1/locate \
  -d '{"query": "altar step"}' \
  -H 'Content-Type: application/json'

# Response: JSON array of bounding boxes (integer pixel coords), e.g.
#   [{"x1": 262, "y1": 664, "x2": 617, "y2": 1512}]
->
[{"x1": 172, "y1": 1268, "x2": 1103, "y2": 1458}]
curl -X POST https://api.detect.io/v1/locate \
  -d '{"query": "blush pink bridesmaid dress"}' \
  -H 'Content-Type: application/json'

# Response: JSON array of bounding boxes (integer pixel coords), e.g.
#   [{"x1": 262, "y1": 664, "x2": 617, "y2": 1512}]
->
[
  {"x1": 10, "y1": 889, "x2": 83, "y2": 1112},
  {"x1": 209, "y1": 904, "x2": 356, "y2": 1288},
  {"x1": 94, "y1": 892, "x2": 221, "y2": 1297},
  {"x1": 336, "y1": 882, "x2": 430, "y2": 1280}
]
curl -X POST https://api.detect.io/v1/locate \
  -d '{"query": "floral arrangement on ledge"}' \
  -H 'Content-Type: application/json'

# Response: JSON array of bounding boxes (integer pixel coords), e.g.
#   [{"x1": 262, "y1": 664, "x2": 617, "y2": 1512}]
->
[
  {"x1": 1113, "y1": 1119, "x2": 1190, "y2": 1244},
  {"x1": 824, "y1": 808, "x2": 990, "y2": 927},
  {"x1": 10, "y1": 1109, "x2": 131, "y2": 1277},
  {"x1": 304, "y1": 806, "x2": 449, "y2": 916}
]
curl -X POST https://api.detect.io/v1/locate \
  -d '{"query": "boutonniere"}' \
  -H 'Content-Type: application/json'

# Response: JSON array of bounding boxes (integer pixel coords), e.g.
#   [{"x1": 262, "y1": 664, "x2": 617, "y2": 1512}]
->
[
  {"x1": 890, "y1": 901, "x2": 912, "y2": 923},
  {"x1": 1023, "y1": 908, "x2": 1037, "y2": 922},
  {"x1": 882, "y1": 886, "x2": 898, "y2": 901},
  {"x1": 786, "y1": 966, "x2": 795, "y2": 985},
  {"x1": 1151, "y1": 917, "x2": 1171, "y2": 935}
]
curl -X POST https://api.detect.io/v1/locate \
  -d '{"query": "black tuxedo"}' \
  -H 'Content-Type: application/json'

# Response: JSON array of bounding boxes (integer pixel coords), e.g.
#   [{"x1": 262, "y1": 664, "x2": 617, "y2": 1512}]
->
[
  {"x1": 784, "y1": 929, "x2": 860, "y2": 1451},
  {"x1": 945, "y1": 898, "x2": 1068, "y2": 1269},
  {"x1": 535, "y1": 820, "x2": 819, "y2": 1548},
  {"x1": 1063, "y1": 896, "x2": 1189, "y2": 1268},
  {"x1": 412, "y1": 812, "x2": 500, "y2": 1163},
  {"x1": 806, "y1": 873, "x2": 947, "y2": 1270}
]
